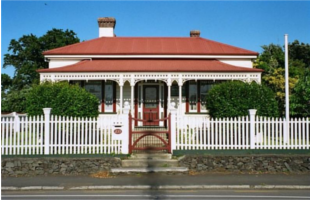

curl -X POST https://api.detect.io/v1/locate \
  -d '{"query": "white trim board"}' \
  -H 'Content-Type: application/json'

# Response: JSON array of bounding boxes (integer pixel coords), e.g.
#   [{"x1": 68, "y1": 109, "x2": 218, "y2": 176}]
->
[{"x1": 45, "y1": 55, "x2": 257, "y2": 59}]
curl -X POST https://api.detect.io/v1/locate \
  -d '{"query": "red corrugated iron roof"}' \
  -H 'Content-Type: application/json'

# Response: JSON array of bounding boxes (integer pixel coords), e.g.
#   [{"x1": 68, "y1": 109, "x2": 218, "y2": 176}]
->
[
  {"x1": 37, "y1": 59, "x2": 263, "y2": 73},
  {"x1": 43, "y1": 37, "x2": 258, "y2": 56}
]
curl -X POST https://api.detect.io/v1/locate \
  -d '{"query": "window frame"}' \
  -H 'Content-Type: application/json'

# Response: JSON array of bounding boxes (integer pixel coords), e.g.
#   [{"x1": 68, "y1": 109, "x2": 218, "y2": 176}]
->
[
  {"x1": 200, "y1": 80, "x2": 214, "y2": 113},
  {"x1": 188, "y1": 81, "x2": 198, "y2": 113},
  {"x1": 104, "y1": 80, "x2": 114, "y2": 113},
  {"x1": 70, "y1": 80, "x2": 116, "y2": 113},
  {"x1": 185, "y1": 80, "x2": 220, "y2": 113},
  {"x1": 171, "y1": 83, "x2": 186, "y2": 97}
]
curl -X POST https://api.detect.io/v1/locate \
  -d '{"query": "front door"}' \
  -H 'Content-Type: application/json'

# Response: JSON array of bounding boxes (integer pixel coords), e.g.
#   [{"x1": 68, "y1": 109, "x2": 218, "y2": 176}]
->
[{"x1": 143, "y1": 86, "x2": 159, "y2": 126}]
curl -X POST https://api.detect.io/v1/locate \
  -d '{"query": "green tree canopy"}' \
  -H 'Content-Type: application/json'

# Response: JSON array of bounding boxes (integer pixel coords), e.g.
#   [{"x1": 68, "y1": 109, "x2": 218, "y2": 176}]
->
[
  {"x1": 206, "y1": 81, "x2": 279, "y2": 118},
  {"x1": 289, "y1": 40, "x2": 310, "y2": 68},
  {"x1": 254, "y1": 40, "x2": 309, "y2": 116},
  {"x1": 3, "y1": 29, "x2": 79, "y2": 90},
  {"x1": 290, "y1": 69, "x2": 310, "y2": 117},
  {"x1": 1, "y1": 73, "x2": 12, "y2": 91},
  {"x1": 26, "y1": 81, "x2": 99, "y2": 117}
]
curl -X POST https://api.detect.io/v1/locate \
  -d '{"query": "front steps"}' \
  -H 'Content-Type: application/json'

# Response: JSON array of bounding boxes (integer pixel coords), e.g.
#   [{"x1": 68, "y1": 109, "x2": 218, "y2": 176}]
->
[
  {"x1": 123, "y1": 153, "x2": 177, "y2": 167},
  {"x1": 111, "y1": 167, "x2": 188, "y2": 173},
  {"x1": 111, "y1": 153, "x2": 188, "y2": 174},
  {"x1": 130, "y1": 153, "x2": 172, "y2": 160},
  {"x1": 122, "y1": 159, "x2": 179, "y2": 168}
]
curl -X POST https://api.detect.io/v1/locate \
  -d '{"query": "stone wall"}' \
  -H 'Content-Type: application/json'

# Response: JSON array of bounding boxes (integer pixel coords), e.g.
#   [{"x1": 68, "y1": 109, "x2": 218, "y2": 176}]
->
[
  {"x1": 3, "y1": 155, "x2": 310, "y2": 177},
  {"x1": 178, "y1": 155, "x2": 310, "y2": 173},
  {"x1": 2, "y1": 157, "x2": 122, "y2": 177}
]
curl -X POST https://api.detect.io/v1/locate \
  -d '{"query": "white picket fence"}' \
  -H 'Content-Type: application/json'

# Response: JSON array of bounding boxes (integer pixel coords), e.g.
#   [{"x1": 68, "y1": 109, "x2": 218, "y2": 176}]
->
[
  {"x1": 2, "y1": 109, "x2": 310, "y2": 155},
  {"x1": 176, "y1": 116, "x2": 250, "y2": 150},
  {"x1": 175, "y1": 113, "x2": 310, "y2": 150},
  {"x1": 1, "y1": 112, "x2": 123, "y2": 155}
]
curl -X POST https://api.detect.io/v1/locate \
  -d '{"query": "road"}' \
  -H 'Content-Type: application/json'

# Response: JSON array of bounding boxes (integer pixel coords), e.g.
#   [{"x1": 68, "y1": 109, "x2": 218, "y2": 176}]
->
[{"x1": 2, "y1": 189, "x2": 310, "y2": 200}]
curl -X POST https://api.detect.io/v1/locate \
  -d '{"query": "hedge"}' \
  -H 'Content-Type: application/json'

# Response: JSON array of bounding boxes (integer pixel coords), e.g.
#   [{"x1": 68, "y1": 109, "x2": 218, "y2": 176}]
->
[
  {"x1": 206, "y1": 81, "x2": 279, "y2": 118},
  {"x1": 26, "y1": 81, "x2": 99, "y2": 117}
]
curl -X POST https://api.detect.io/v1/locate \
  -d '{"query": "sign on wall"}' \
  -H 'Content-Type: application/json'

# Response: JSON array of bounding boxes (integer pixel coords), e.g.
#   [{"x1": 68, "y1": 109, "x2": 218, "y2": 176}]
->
[{"x1": 112, "y1": 121, "x2": 123, "y2": 140}]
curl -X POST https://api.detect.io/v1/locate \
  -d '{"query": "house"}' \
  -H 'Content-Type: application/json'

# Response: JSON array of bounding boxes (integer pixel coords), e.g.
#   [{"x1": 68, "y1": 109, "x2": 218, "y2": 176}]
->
[
  {"x1": 38, "y1": 17, "x2": 262, "y2": 127},
  {"x1": 3, "y1": 17, "x2": 307, "y2": 156}
]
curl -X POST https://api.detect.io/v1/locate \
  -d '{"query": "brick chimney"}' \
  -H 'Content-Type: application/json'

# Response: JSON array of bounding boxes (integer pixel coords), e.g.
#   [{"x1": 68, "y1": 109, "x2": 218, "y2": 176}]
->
[
  {"x1": 190, "y1": 30, "x2": 200, "y2": 37},
  {"x1": 98, "y1": 17, "x2": 116, "y2": 37}
]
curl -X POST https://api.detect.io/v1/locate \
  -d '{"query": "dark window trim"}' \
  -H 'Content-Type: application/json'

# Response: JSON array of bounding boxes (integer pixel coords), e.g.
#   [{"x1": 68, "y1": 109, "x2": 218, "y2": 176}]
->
[
  {"x1": 101, "y1": 81, "x2": 105, "y2": 113},
  {"x1": 69, "y1": 80, "x2": 117, "y2": 114},
  {"x1": 185, "y1": 82, "x2": 189, "y2": 113},
  {"x1": 197, "y1": 80, "x2": 201, "y2": 113},
  {"x1": 113, "y1": 82, "x2": 116, "y2": 113}
]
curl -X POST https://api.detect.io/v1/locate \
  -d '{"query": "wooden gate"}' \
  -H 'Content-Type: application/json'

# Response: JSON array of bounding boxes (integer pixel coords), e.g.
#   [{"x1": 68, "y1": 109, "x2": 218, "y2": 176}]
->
[{"x1": 129, "y1": 113, "x2": 171, "y2": 153}]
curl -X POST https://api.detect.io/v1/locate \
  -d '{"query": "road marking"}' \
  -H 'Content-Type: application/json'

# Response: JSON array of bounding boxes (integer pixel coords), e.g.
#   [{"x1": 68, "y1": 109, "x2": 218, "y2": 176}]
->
[
  {"x1": 2, "y1": 194, "x2": 310, "y2": 199},
  {"x1": 235, "y1": 190, "x2": 279, "y2": 193},
  {"x1": 3, "y1": 185, "x2": 310, "y2": 191}
]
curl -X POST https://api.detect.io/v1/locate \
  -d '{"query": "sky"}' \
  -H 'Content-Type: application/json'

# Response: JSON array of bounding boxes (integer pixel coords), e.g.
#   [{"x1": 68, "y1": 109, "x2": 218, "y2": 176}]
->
[{"x1": 1, "y1": 0, "x2": 310, "y2": 78}]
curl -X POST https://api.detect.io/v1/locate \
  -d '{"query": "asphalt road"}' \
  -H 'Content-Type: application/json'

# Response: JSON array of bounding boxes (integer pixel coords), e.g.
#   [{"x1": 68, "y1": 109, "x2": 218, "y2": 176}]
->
[
  {"x1": 2, "y1": 189, "x2": 310, "y2": 200},
  {"x1": 3, "y1": 174, "x2": 310, "y2": 188}
]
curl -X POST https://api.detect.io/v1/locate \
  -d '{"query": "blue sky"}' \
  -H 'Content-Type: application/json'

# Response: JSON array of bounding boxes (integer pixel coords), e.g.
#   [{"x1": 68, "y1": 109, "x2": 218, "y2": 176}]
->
[{"x1": 1, "y1": 1, "x2": 310, "y2": 77}]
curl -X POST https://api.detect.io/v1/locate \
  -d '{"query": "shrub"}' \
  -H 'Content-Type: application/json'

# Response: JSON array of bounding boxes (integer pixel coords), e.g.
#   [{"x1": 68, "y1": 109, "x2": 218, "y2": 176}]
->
[
  {"x1": 1, "y1": 87, "x2": 31, "y2": 113},
  {"x1": 206, "y1": 81, "x2": 279, "y2": 118},
  {"x1": 26, "y1": 81, "x2": 99, "y2": 117},
  {"x1": 290, "y1": 69, "x2": 310, "y2": 117}
]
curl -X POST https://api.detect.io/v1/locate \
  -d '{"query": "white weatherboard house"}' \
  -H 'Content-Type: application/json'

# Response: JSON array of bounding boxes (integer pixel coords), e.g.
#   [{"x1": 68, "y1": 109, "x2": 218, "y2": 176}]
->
[
  {"x1": 38, "y1": 17, "x2": 262, "y2": 127},
  {"x1": 2, "y1": 18, "x2": 308, "y2": 156}
]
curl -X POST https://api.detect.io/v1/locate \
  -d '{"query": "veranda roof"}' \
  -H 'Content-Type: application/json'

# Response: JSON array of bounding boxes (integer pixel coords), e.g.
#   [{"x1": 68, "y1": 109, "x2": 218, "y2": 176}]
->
[
  {"x1": 37, "y1": 59, "x2": 263, "y2": 73},
  {"x1": 42, "y1": 37, "x2": 258, "y2": 56}
]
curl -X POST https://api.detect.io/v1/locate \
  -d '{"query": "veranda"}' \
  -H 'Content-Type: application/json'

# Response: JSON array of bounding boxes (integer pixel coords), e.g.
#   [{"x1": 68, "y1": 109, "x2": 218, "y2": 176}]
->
[{"x1": 40, "y1": 71, "x2": 262, "y2": 126}]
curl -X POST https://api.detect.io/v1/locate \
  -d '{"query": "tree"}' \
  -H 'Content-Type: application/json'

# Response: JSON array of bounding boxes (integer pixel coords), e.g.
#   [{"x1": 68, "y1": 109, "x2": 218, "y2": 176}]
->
[
  {"x1": 1, "y1": 73, "x2": 12, "y2": 91},
  {"x1": 3, "y1": 29, "x2": 79, "y2": 90},
  {"x1": 254, "y1": 41, "x2": 308, "y2": 116},
  {"x1": 290, "y1": 69, "x2": 310, "y2": 117},
  {"x1": 289, "y1": 40, "x2": 310, "y2": 68},
  {"x1": 26, "y1": 82, "x2": 99, "y2": 117},
  {"x1": 262, "y1": 68, "x2": 298, "y2": 113},
  {"x1": 255, "y1": 44, "x2": 285, "y2": 75},
  {"x1": 206, "y1": 81, "x2": 279, "y2": 118}
]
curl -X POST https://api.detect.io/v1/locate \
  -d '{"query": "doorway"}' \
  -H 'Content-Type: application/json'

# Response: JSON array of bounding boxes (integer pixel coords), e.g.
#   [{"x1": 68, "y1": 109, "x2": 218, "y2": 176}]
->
[{"x1": 143, "y1": 85, "x2": 159, "y2": 126}]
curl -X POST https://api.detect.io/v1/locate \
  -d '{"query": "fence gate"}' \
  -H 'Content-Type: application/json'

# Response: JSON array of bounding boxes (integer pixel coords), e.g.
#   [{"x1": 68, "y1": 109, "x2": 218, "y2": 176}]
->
[{"x1": 129, "y1": 113, "x2": 171, "y2": 153}]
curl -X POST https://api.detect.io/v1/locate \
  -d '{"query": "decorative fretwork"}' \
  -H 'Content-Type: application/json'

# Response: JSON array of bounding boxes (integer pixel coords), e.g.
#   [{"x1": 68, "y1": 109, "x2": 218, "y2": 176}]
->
[{"x1": 40, "y1": 72, "x2": 261, "y2": 86}]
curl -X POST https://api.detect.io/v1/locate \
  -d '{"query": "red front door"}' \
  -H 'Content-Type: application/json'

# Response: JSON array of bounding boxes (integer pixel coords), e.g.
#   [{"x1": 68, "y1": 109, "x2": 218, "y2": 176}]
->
[{"x1": 143, "y1": 86, "x2": 159, "y2": 126}]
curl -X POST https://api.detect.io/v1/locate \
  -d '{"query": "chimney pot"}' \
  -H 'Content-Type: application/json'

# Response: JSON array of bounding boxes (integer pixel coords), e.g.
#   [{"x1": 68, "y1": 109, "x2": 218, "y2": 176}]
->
[
  {"x1": 98, "y1": 17, "x2": 116, "y2": 37},
  {"x1": 98, "y1": 17, "x2": 116, "y2": 28},
  {"x1": 190, "y1": 30, "x2": 200, "y2": 37}
]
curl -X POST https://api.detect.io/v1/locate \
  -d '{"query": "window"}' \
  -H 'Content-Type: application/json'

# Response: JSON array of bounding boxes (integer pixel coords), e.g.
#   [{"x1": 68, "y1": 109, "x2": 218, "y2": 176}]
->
[
  {"x1": 171, "y1": 83, "x2": 186, "y2": 97},
  {"x1": 70, "y1": 80, "x2": 116, "y2": 113},
  {"x1": 200, "y1": 81, "x2": 214, "y2": 111},
  {"x1": 188, "y1": 81, "x2": 197, "y2": 112},
  {"x1": 85, "y1": 81, "x2": 102, "y2": 100},
  {"x1": 138, "y1": 85, "x2": 142, "y2": 108},
  {"x1": 144, "y1": 87, "x2": 157, "y2": 108},
  {"x1": 104, "y1": 81, "x2": 114, "y2": 112},
  {"x1": 161, "y1": 85, "x2": 164, "y2": 108},
  {"x1": 186, "y1": 80, "x2": 224, "y2": 113}
]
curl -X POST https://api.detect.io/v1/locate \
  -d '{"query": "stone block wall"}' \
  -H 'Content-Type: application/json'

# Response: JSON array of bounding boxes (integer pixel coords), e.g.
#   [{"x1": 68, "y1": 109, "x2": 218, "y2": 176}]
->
[
  {"x1": 178, "y1": 155, "x2": 310, "y2": 173},
  {"x1": 2, "y1": 157, "x2": 122, "y2": 177}
]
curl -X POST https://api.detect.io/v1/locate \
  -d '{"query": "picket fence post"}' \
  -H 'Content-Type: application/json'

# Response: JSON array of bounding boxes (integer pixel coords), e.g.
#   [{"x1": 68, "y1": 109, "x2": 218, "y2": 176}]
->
[
  {"x1": 169, "y1": 102, "x2": 177, "y2": 153},
  {"x1": 249, "y1": 109, "x2": 257, "y2": 149},
  {"x1": 12, "y1": 112, "x2": 20, "y2": 134},
  {"x1": 122, "y1": 102, "x2": 130, "y2": 154},
  {"x1": 43, "y1": 108, "x2": 52, "y2": 155}
]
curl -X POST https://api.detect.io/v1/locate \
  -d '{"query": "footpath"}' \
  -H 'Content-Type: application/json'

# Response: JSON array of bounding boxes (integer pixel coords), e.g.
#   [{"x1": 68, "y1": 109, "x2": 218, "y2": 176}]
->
[{"x1": 2, "y1": 173, "x2": 310, "y2": 191}]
